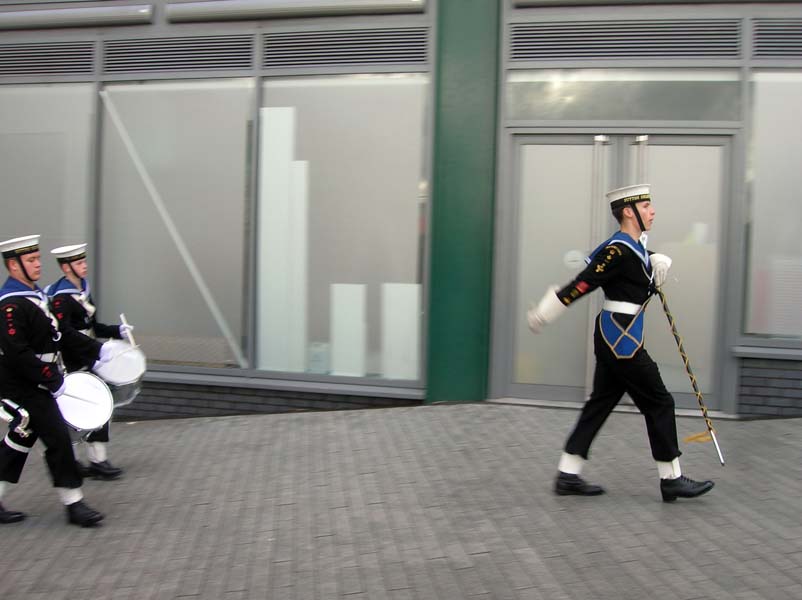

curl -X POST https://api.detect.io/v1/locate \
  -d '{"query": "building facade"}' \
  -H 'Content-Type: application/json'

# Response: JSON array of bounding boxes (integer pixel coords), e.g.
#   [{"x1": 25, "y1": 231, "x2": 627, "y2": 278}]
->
[{"x1": 1, "y1": 0, "x2": 801, "y2": 418}]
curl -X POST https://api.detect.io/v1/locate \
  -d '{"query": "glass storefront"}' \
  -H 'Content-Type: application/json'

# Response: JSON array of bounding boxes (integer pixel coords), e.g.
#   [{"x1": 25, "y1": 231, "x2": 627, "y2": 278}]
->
[
  {"x1": 98, "y1": 79, "x2": 254, "y2": 368},
  {"x1": 745, "y1": 71, "x2": 802, "y2": 338},
  {"x1": 0, "y1": 83, "x2": 94, "y2": 285},
  {"x1": 92, "y1": 73, "x2": 430, "y2": 381},
  {"x1": 258, "y1": 74, "x2": 429, "y2": 380}
]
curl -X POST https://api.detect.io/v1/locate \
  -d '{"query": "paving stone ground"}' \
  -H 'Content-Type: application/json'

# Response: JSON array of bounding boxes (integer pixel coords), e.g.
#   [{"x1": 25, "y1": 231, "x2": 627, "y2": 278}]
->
[{"x1": 0, "y1": 403, "x2": 800, "y2": 600}]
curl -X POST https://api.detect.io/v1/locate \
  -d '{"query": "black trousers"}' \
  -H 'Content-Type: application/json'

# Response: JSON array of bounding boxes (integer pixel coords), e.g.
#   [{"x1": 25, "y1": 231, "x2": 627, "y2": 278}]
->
[
  {"x1": 0, "y1": 389, "x2": 82, "y2": 488},
  {"x1": 564, "y1": 317, "x2": 681, "y2": 463},
  {"x1": 86, "y1": 421, "x2": 110, "y2": 443}
]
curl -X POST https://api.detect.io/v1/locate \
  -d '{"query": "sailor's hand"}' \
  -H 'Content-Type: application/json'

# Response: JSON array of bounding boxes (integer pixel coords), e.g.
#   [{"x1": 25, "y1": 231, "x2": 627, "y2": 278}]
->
[
  {"x1": 651, "y1": 253, "x2": 672, "y2": 287},
  {"x1": 526, "y1": 285, "x2": 567, "y2": 334},
  {"x1": 93, "y1": 341, "x2": 116, "y2": 369},
  {"x1": 119, "y1": 322, "x2": 134, "y2": 339},
  {"x1": 527, "y1": 303, "x2": 546, "y2": 334}
]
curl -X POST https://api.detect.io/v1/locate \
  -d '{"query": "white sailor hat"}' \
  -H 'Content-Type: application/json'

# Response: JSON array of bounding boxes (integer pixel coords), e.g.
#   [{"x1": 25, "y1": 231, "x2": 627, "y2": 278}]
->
[
  {"x1": 606, "y1": 184, "x2": 650, "y2": 211},
  {"x1": 51, "y1": 243, "x2": 87, "y2": 264},
  {"x1": 0, "y1": 235, "x2": 40, "y2": 259}
]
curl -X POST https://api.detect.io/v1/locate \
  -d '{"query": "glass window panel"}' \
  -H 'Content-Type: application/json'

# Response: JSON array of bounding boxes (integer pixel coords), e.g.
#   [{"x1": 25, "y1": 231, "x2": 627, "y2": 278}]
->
[
  {"x1": 0, "y1": 83, "x2": 94, "y2": 284},
  {"x1": 514, "y1": 143, "x2": 596, "y2": 387},
  {"x1": 746, "y1": 71, "x2": 802, "y2": 338},
  {"x1": 634, "y1": 143, "x2": 722, "y2": 396},
  {"x1": 98, "y1": 79, "x2": 253, "y2": 367},
  {"x1": 507, "y1": 70, "x2": 741, "y2": 121},
  {"x1": 259, "y1": 74, "x2": 428, "y2": 380}
]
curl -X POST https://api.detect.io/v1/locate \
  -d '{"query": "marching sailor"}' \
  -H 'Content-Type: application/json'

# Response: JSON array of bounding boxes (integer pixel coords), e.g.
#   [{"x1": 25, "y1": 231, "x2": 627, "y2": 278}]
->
[
  {"x1": 0, "y1": 235, "x2": 105, "y2": 526},
  {"x1": 47, "y1": 243, "x2": 131, "y2": 480},
  {"x1": 527, "y1": 184, "x2": 715, "y2": 502}
]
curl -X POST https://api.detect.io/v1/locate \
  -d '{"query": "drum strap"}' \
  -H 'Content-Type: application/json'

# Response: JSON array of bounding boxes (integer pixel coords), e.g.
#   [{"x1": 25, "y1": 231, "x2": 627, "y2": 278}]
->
[
  {"x1": 25, "y1": 295, "x2": 62, "y2": 342},
  {"x1": 73, "y1": 292, "x2": 97, "y2": 319}
]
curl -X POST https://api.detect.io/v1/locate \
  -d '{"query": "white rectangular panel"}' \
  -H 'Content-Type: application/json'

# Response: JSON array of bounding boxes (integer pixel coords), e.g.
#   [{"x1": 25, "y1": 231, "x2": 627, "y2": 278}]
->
[
  {"x1": 257, "y1": 106, "x2": 308, "y2": 371},
  {"x1": 381, "y1": 283, "x2": 420, "y2": 379},
  {"x1": 330, "y1": 284, "x2": 366, "y2": 376}
]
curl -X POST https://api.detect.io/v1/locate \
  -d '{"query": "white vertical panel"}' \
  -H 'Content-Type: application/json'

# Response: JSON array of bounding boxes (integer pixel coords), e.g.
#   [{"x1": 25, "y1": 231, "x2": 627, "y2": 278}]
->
[
  {"x1": 257, "y1": 106, "x2": 307, "y2": 371},
  {"x1": 769, "y1": 257, "x2": 802, "y2": 335},
  {"x1": 287, "y1": 160, "x2": 308, "y2": 370},
  {"x1": 330, "y1": 284, "x2": 366, "y2": 376},
  {"x1": 381, "y1": 283, "x2": 420, "y2": 379}
]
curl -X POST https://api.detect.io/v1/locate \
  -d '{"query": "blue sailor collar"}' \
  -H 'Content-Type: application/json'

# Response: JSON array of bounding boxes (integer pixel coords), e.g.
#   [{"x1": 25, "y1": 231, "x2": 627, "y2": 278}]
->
[
  {"x1": 0, "y1": 276, "x2": 49, "y2": 303},
  {"x1": 45, "y1": 275, "x2": 88, "y2": 297},
  {"x1": 586, "y1": 231, "x2": 651, "y2": 269}
]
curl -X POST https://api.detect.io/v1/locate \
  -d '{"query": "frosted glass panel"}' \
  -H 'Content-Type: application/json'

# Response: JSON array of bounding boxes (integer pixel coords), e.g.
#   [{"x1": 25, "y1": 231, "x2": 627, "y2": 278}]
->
[
  {"x1": 633, "y1": 145, "x2": 722, "y2": 396},
  {"x1": 261, "y1": 74, "x2": 428, "y2": 379},
  {"x1": 99, "y1": 79, "x2": 253, "y2": 367},
  {"x1": 0, "y1": 84, "x2": 94, "y2": 285},
  {"x1": 515, "y1": 143, "x2": 595, "y2": 386},
  {"x1": 507, "y1": 70, "x2": 740, "y2": 121},
  {"x1": 746, "y1": 71, "x2": 802, "y2": 337}
]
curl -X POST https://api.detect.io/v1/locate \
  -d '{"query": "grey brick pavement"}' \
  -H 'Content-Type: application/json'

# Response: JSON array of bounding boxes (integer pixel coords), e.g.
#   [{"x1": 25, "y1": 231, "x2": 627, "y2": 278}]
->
[{"x1": 0, "y1": 403, "x2": 801, "y2": 600}]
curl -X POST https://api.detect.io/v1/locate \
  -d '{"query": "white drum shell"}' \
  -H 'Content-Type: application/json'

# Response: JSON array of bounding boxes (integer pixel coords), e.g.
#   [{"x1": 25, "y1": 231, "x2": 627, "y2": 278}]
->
[
  {"x1": 93, "y1": 339, "x2": 146, "y2": 386},
  {"x1": 57, "y1": 372, "x2": 114, "y2": 440}
]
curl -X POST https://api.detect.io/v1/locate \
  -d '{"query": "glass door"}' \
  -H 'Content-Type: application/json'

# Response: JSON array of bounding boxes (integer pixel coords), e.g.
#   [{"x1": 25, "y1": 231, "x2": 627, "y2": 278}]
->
[
  {"x1": 503, "y1": 134, "x2": 729, "y2": 410},
  {"x1": 627, "y1": 135, "x2": 728, "y2": 409},
  {"x1": 509, "y1": 135, "x2": 612, "y2": 402}
]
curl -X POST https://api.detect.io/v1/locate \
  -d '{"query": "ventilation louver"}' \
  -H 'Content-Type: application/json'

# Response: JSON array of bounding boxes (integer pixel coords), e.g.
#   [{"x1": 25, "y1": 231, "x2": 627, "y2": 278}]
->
[
  {"x1": 103, "y1": 35, "x2": 254, "y2": 73},
  {"x1": 510, "y1": 20, "x2": 741, "y2": 61},
  {"x1": 263, "y1": 27, "x2": 428, "y2": 68},
  {"x1": 753, "y1": 19, "x2": 802, "y2": 58},
  {"x1": 0, "y1": 41, "x2": 94, "y2": 76}
]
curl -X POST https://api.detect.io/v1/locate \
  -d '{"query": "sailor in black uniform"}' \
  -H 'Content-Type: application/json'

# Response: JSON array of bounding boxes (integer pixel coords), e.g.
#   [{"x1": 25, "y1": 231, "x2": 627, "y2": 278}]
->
[
  {"x1": 527, "y1": 184, "x2": 714, "y2": 502},
  {"x1": 0, "y1": 235, "x2": 105, "y2": 526},
  {"x1": 47, "y1": 243, "x2": 130, "y2": 480}
]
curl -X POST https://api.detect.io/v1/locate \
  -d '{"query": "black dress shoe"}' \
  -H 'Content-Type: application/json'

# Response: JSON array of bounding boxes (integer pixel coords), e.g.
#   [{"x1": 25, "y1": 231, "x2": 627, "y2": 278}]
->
[
  {"x1": 0, "y1": 502, "x2": 26, "y2": 524},
  {"x1": 66, "y1": 500, "x2": 104, "y2": 527},
  {"x1": 555, "y1": 472, "x2": 605, "y2": 496},
  {"x1": 88, "y1": 460, "x2": 123, "y2": 480},
  {"x1": 660, "y1": 475, "x2": 714, "y2": 502},
  {"x1": 77, "y1": 462, "x2": 91, "y2": 478}
]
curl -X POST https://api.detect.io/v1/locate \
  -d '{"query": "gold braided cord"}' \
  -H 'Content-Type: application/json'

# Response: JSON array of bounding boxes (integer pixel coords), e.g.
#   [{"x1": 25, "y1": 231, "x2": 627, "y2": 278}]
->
[{"x1": 656, "y1": 288, "x2": 716, "y2": 442}]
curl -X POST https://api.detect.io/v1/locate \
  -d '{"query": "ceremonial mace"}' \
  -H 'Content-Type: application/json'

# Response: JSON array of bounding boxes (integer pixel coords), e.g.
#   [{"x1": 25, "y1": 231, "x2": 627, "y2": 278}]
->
[{"x1": 656, "y1": 288, "x2": 725, "y2": 466}]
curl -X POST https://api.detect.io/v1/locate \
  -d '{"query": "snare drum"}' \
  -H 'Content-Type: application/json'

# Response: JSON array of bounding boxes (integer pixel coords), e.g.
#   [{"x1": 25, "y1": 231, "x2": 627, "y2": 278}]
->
[
  {"x1": 92, "y1": 339, "x2": 147, "y2": 407},
  {"x1": 57, "y1": 372, "x2": 114, "y2": 443}
]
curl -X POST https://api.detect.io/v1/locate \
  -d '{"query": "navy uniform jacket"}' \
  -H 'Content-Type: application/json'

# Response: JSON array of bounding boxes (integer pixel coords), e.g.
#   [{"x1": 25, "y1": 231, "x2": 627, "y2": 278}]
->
[
  {"x1": 47, "y1": 276, "x2": 122, "y2": 373},
  {"x1": 556, "y1": 232, "x2": 655, "y2": 358},
  {"x1": 557, "y1": 232, "x2": 653, "y2": 308},
  {"x1": 0, "y1": 277, "x2": 65, "y2": 399}
]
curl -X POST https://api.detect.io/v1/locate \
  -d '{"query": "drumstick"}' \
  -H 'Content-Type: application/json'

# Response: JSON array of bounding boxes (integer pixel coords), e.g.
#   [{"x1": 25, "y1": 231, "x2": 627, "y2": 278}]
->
[
  {"x1": 60, "y1": 393, "x2": 99, "y2": 405},
  {"x1": 120, "y1": 313, "x2": 137, "y2": 347},
  {"x1": 108, "y1": 346, "x2": 141, "y2": 359}
]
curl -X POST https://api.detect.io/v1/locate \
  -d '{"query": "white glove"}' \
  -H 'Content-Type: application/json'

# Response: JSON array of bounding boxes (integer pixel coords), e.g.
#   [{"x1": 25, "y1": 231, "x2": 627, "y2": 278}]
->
[
  {"x1": 651, "y1": 253, "x2": 672, "y2": 288},
  {"x1": 119, "y1": 322, "x2": 134, "y2": 338},
  {"x1": 51, "y1": 379, "x2": 66, "y2": 399},
  {"x1": 93, "y1": 342, "x2": 115, "y2": 369},
  {"x1": 526, "y1": 285, "x2": 567, "y2": 334}
]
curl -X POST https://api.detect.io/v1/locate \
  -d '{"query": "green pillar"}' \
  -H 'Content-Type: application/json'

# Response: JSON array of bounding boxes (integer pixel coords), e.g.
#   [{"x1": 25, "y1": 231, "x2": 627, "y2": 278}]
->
[{"x1": 426, "y1": 0, "x2": 500, "y2": 402}]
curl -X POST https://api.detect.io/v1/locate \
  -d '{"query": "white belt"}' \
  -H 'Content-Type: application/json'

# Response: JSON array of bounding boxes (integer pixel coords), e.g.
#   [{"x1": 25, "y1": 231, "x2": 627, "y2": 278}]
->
[
  {"x1": 602, "y1": 300, "x2": 641, "y2": 315},
  {"x1": 36, "y1": 352, "x2": 59, "y2": 363}
]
